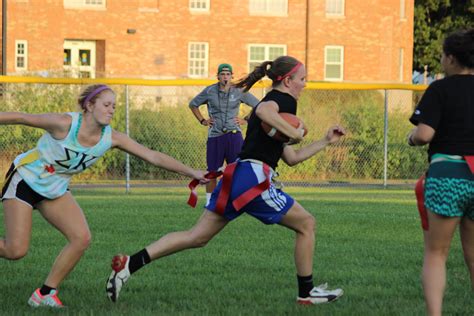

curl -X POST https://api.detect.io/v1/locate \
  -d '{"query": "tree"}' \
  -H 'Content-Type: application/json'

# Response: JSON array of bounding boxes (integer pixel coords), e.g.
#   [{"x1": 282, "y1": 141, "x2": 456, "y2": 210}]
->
[{"x1": 414, "y1": 0, "x2": 474, "y2": 74}]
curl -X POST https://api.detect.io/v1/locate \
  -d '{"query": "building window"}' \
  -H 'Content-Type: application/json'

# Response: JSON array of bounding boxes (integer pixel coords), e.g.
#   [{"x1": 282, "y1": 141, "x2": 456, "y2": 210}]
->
[
  {"x1": 63, "y1": 0, "x2": 106, "y2": 9},
  {"x1": 324, "y1": 46, "x2": 344, "y2": 81},
  {"x1": 63, "y1": 40, "x2": 96, "y2": 78},
  {"x1": 248, "y1": 44, "x2": 286, "y2": 72},
  {"x1": 399, "y1": 48, "x2": 404, "y2": 82},
  {"x1": 326, "y1": 0, "x2": 344, "y2": 16},
  {"x1": 189, "y1": 0, "x2": 209, "y2": 12},
  {"x1": 139, "y1": 0, "x2": 159, "y2": 12},
  {"x1": 249, "y1": 0, "x2": 287, "y2": 16},
  {"x1": 188, "y1": 42, "x2": 209, "y2": 78},
  {"x1": 15, "y1": 40, "x2": 28, "y2": 71},
  {"x1": 400, "y1": 0, "x2": 406, "y2": 19}
]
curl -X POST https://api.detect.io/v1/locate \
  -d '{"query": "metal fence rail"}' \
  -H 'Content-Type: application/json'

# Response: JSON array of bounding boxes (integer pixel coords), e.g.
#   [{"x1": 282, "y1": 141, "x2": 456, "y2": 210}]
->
[{"x1": 0, "y1": 76, "x2": 428, "y2": 189}]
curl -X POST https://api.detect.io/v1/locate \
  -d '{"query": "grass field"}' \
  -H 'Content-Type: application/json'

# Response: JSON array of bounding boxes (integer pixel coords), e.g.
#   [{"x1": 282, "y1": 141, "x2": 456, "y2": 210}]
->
[{"x1": 0, "y1": 187, "x2": 472, "y2": 315}]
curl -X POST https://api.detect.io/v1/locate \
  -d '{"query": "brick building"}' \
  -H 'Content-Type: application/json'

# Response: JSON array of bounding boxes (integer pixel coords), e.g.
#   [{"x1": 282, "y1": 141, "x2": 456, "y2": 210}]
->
[{"x1": 0, "y1": 0, "x2": 413, "y2": 83}]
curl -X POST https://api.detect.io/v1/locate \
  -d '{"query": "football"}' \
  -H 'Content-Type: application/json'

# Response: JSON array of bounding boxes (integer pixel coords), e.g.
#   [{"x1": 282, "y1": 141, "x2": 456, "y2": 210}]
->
[{"x1": 261, "y1": 112, "x2": 308, "y2": 142}]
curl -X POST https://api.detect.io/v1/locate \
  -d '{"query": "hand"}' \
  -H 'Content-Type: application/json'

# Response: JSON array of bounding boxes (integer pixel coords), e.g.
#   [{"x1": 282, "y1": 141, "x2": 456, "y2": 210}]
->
[
  {"x1": 286, "y1": 122, "x2": 305, "y2": 145},
  {"x1": 201, "y1": 118, "x2": 215, "y2": 127},
  {"x1": 325, "y1": 125, "x2": 346, "y2": 144},
  {"x1": 234, "y1": 117, "x2": 247, "y2": 126},
  {"x1": 407, "y1": 128, "x2": 416, "y2": 146},
  {"x1": 192, "y1": 170, "x2": 210, "y2": 184}
]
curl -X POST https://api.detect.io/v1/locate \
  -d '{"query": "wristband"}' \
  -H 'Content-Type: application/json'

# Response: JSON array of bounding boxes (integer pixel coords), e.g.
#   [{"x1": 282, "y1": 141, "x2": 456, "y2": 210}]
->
[
  {"x1": 408, "y1": 134, "x2": 415, "y2": 146},
  {"x1": 200, "y1": 118, "x2": 206, "y2": 125}
]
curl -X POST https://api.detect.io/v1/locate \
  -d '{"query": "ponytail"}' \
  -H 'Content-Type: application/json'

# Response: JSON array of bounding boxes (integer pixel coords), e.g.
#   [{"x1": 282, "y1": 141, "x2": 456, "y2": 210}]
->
[
  {"x1": 235, "y1": 61, "x2": 273, "y2": 92},
  {"x1": 235, "y1": 56, "x2": 302, "y2": 92}
]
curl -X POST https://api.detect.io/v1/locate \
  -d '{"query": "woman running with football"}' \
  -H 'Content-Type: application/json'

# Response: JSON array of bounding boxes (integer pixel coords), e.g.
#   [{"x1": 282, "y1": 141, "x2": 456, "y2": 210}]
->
[
  {"x1": 408, "y1": 28, "x2": 474, "y2": 316},
  {"x1": 0, "y1": 84, "x2": 208, "y2": 308},
  {"x1": 107, "y1": 55, "x2": 346, "y2": 305}
]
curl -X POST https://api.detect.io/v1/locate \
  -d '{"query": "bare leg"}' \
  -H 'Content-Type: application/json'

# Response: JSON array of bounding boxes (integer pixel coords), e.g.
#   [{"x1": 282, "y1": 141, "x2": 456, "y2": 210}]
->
[
  {"x1": 460, "y1": 217, "x2": 474, "y2": 290},
  {"x1": 36, "y1": 192, "x2": 91, "y2": 288},
  {"x1": 146, "y1": 210, "x2": 228, "y2": 260},
  {"x1": 422, "y1": 210, "x2": 459, "y2": 316},
  {"x1": 0, "y1": 199, "x2": 33, "y2": 260},
  {"x1": 278, "y1": 201, "x2": 316, "y2": 276}
]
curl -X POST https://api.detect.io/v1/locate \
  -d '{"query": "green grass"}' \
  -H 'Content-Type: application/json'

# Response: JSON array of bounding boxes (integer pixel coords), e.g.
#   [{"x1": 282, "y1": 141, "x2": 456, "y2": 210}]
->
[{"x1": 0, "y1": 187, "x2": 472, "y2": 315}]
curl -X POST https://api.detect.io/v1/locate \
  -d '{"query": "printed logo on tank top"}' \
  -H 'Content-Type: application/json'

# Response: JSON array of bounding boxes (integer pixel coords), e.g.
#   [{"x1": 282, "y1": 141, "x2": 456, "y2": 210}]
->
[{"x1": 55, "y1": 147, "x2": 99, "y2": 171}]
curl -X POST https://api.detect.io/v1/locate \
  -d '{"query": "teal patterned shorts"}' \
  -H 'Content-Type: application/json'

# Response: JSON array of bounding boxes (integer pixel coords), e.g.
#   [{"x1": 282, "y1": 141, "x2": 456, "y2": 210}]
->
[{"x1": 424, "y1": 156, "x2": 474, "y2": 220}]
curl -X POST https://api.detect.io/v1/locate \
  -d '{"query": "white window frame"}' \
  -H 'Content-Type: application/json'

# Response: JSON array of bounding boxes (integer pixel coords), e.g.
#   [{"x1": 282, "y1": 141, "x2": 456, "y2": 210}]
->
[
  {"x1": 324, "y1": 45, "x2": 344, "y2": 81},
  {"x1": 15, "y1": 40, "x2": 28, "y2": 71},
  {"x1": 188, "y1": 42, "x2": 209, "y2": 78},
  {"x1": 139, "y1": 0, "x2": 159, "y2": 13},
  {"x1": 63, "y1": 40, "x2": 96, "y2": 78},
  {"x1": 63, "y1": 0, "x2": 106, "y2": 10},
  {"x1": 249, "y1": 0, "x2": 288, "y2": 16},
  {"x1": 189, "y1": 0, "x2": 210, "y2": 12},
  {"x1": 399, "y1": 48, "x2": 404, "y2": 82},
  {"x1": 400, "y1": 0, "x2": 406, "y2": 20},
  {"x1": 325, "y1": 0, "x2": 344, "y2": 16},
  {"x1": 248, "y1": 44, "x2": 287, "y2": 73}
]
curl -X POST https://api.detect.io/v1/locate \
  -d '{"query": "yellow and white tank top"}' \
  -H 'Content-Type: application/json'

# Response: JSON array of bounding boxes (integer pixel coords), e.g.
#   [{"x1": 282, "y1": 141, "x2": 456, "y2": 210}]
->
[{"x1": 14, "y1": 112, "x2": 112, "y2": 199}]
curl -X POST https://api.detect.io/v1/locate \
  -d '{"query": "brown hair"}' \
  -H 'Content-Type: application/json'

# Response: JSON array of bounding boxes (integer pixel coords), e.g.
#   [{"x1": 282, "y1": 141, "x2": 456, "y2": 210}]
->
[
  {"x1": 77, "y1": 84, "x2": 114, "y2": 111},
  {"x1": 235, "y1": 56, "x2": 301, "y2": 92}
]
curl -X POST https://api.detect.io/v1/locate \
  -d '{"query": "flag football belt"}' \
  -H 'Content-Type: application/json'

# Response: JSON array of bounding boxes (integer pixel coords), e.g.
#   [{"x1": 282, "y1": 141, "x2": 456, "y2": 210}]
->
[
  {"x1": 415, "y1": 155, "x2": 474, "y2": 231},
  {"x1": 1, "y1": 150, "x2": 40, "y2": 188},
  {"x1": 187, "y1": 159, "x2": 271, "y2": 214},
  {"x1": 187, "y1": 170, "x2": 223, "y2": 208}
]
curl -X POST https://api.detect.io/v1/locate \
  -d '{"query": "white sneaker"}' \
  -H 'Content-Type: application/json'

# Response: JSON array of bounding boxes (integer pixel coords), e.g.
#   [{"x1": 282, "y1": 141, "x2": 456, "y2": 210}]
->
[
  {"x1": 106, "y1": 254, "x2": 130, "y2": 302},
  {"x1": 296, "y1": 283, "x2": 343, "y2": 305}
]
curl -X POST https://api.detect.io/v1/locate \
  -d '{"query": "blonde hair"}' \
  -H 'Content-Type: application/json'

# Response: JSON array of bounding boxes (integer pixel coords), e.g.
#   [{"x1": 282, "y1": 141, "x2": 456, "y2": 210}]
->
[{"x1": 77, "y1": 85, "x2": 114, "y2": 111}]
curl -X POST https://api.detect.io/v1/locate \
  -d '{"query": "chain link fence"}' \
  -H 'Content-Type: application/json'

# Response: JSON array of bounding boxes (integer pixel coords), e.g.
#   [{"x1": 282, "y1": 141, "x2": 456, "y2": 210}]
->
[{"x1": 0, "y1": 78, "x2": 428, "y2": 188}]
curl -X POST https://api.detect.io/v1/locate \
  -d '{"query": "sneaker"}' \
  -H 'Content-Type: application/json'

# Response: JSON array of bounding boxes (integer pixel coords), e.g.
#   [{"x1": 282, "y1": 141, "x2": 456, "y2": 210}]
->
[
  {"x1": 106, "y1": 254, "x2": 130, "y2": 302},
  {"x1": 28, "y1": 288, "x2": 64, "y2": 308},
  {"x1": 297, "y1": 283, "x2": 343, "y2": 305}
]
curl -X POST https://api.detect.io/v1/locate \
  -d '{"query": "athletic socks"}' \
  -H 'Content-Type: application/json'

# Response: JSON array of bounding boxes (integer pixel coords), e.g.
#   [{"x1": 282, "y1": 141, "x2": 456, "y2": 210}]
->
[
  {"x1": 128, "y1": 248, "x2": 151, "y2": 274},
  {"x1": 297, "y1": 274, "x2": 314, "y2": 298},
  {"x1": 39, "y1": 284, "x2": 55, "y2": 296}
]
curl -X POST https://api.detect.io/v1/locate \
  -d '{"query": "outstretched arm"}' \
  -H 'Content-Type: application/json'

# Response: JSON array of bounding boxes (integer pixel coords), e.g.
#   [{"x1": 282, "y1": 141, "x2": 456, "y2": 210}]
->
[
  {"x1": 0, "y1": 112, "x2": 72, "y2": 139},
  {"x1": 281, "y1": 125, "x2": 346, "y2": 166},
  {"x1": 112, "y1": 130, "x2": 208, "y2": 182}
]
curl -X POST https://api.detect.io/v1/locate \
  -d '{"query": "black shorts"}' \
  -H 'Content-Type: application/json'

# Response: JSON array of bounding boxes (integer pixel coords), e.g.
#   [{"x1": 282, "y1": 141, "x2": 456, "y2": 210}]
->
[{"x1": 1, "y1": 164, "x2": 47, "y2": 208}]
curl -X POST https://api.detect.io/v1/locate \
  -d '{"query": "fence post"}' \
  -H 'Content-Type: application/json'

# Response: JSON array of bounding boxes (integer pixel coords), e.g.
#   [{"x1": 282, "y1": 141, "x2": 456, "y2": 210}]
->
[
  {"x1": 125, "y1": 85, "x2": 130, "y2": 193},
  {"x1": 383, "y1": 89, "x2": 389, "y2": 188}
]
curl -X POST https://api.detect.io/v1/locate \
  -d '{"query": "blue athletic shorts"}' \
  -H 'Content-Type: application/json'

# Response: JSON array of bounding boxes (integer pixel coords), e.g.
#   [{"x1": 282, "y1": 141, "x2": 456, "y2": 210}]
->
[
  {"x1": 424, "y1": 155, "x2": 474, "y2": 220},
  {"x1": 206, "y1": 160, "x2": 294, "y2": 224}
]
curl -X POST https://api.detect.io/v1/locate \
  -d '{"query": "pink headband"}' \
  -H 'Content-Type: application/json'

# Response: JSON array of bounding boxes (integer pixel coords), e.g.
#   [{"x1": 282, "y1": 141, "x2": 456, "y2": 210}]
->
[
  {"x1": 276, "y1": 62, "x2": 303, "y2": 81},
  {"x1": 83, "y1": 85, "x2": 111, "y2": 107}
]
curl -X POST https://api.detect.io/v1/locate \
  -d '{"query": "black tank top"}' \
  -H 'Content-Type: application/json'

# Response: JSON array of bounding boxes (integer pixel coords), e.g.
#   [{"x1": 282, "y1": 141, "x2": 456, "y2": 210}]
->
[{"x1": 239, "y1": 89, "x2": 297, "y2": 170}]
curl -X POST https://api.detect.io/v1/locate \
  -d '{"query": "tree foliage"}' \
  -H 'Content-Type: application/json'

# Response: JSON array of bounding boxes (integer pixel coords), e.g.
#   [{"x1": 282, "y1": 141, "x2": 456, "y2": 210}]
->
[{"x1": 414, "y1": 0, "x2": 474, "y2": 73}]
